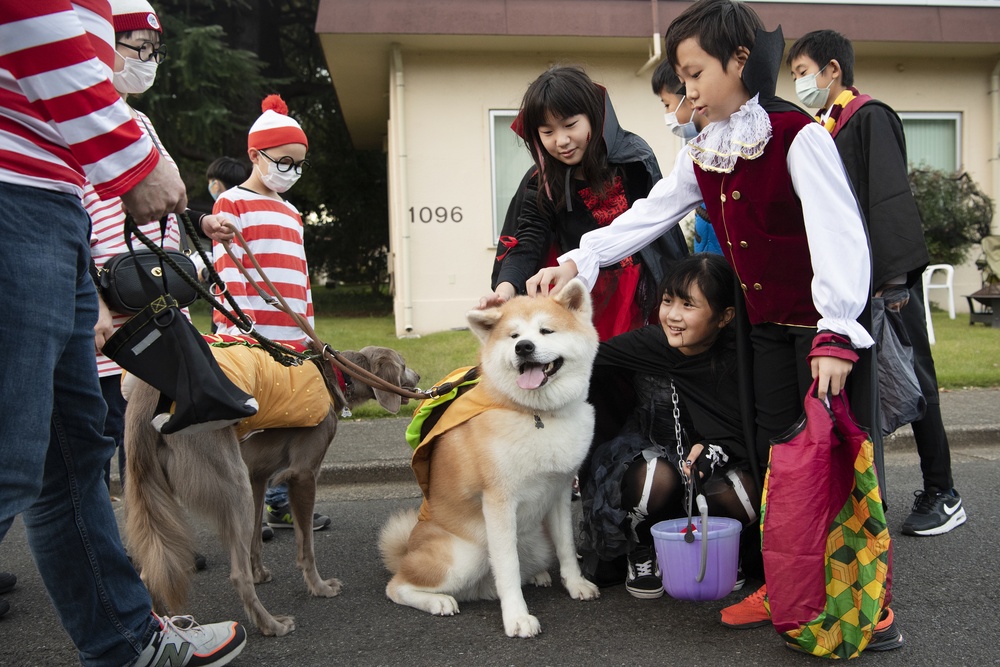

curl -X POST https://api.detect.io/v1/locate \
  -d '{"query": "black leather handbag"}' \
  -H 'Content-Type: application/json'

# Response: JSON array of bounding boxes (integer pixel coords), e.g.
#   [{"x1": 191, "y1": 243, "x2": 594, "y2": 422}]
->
[{"x1": 98, "y1": 249, "x2": 199, "y2": 313}]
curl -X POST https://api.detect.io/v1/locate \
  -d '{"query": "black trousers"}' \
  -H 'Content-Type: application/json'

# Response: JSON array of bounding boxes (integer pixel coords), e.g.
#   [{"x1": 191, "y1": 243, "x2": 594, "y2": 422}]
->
[
  {"x1": 748, "y1": 322, "x2": 879, "y2": 480},
  {"x1": 902, "y1": 285, "x2": 954, "y2": 491}
]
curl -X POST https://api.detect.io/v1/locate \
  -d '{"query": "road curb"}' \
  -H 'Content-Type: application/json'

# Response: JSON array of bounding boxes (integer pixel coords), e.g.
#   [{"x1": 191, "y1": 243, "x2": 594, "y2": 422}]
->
[{"x1": 318, "y1": 424, "x2": 999, "y2": 487}]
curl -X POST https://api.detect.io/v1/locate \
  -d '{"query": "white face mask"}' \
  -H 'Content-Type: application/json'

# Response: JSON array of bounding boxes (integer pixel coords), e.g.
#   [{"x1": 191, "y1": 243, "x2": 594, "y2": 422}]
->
[
  {"x1": 256, "y1": 160, "x2": 300, "y2": 194},
  {"x1": 794, "y1": 65, "x2": 833, "y2": 109},
  {"x1": 113, "y1": 56, "x2": 157, "y2": 95},
  {"x1": 663, "y1": 96, "x2": 699, "y2": 141}
]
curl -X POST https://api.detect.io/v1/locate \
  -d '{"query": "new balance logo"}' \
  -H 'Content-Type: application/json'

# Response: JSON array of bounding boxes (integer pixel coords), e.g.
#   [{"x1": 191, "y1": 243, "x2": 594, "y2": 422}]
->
[{"x1": 154, "y1": 642, "x2": 191, "y2": 667}]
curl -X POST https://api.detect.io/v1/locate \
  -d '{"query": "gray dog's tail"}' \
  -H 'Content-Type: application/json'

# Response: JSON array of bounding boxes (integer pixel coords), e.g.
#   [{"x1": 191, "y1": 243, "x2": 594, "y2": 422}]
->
[
  {"x1": 379, "y1": 508, "x2": 419, "y2": 573},
  {"x1": 123, "y1": 381, "x2": 197, "y2": 613}
]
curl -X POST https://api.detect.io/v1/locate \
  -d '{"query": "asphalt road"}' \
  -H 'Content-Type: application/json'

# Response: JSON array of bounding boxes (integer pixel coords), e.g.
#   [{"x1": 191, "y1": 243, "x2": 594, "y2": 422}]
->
[{"x1": 1, "y1": 444, "x2": 997, "y2": 666}]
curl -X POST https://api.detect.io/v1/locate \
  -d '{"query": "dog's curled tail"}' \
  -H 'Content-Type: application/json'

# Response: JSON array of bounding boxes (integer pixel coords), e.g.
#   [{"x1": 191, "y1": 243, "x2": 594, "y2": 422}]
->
[
  {"x1": 379, "y1": 508, "x2": 419, "y2": 573},
  {"x1": 123, "y1": 381, "x2": 196, "y2": 613}
]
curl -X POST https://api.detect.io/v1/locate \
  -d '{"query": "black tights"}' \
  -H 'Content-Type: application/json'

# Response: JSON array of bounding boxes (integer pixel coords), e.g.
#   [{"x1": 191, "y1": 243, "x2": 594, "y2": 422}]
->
[{"x1": 621, "y1": 455, "x2": 759, "y2": 545}]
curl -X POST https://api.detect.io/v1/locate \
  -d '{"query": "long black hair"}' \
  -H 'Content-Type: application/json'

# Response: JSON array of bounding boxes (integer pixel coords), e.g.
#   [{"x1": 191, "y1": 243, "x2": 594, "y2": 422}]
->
[
  {"x1": 518, "y1": 65, "x2": 614, "y2": 211},
  {"x1": 659, "y1": 253, "x2": 735, "y2": 321}
]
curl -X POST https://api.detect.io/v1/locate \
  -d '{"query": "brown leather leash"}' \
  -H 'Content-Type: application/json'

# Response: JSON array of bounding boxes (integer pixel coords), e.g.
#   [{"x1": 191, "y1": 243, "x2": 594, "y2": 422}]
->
[{"x1": 220, "y1": 231, "x2": 471, "y2": 401}]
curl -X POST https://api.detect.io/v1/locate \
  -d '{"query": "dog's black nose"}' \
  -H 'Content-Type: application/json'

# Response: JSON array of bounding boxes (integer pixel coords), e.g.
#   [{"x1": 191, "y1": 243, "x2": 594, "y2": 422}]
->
[{"x1": 515, "y1": 339, "x2": 535, "y2": 357}]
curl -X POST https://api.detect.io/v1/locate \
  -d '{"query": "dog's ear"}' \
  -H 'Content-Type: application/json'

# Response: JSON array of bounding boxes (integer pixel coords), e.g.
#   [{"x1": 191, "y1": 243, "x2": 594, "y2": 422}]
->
[
  {"x1": 466, "y1": 307, "x2": 503, "y2": 343},
  {"x1": 553, "y1": 278, "x2": 592, "y2": 321},
  {"x1": 363, "y1": 347, "x2": 404, "y2": 414}
]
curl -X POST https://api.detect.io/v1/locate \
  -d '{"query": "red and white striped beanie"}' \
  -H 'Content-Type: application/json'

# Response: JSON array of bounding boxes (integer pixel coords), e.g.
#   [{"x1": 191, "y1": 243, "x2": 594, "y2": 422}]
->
[
  {"x1": 247, "y1": 95, "x2": 309, "y2": 151},
  {"x1": 111, "y1": 0, "x2": 162, "y2": 33}
]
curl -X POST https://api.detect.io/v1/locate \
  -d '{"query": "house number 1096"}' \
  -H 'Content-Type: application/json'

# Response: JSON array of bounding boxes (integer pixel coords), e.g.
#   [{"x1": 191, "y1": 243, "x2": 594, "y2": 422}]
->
[{"x1": 409, "y1": 206, "x2": 463, "y2": 223}]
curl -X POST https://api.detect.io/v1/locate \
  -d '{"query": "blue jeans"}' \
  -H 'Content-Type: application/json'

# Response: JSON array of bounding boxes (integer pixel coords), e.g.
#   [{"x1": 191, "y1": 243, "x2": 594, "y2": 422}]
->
[
  {"x1": 265, "y1": 482, "x2": 289, "y2": 509},
  {"x1": 0, "y1": 182, "x2": 156, "y2": 666},
  {"x1": 101, "y1": 374, "x2": 128, "y2": 492}
]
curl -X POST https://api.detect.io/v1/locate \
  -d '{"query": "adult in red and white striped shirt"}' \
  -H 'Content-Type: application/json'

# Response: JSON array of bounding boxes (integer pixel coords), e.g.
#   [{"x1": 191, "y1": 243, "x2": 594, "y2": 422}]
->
[{"x1": 0, "y1": 2, "x2": 246, "y2": 665}]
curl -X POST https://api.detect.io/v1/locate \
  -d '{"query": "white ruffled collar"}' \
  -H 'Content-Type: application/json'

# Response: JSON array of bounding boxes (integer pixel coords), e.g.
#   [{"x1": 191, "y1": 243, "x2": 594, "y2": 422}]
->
[{"x1": 687, "y1": 94, "x2": 771, "y2": 174}]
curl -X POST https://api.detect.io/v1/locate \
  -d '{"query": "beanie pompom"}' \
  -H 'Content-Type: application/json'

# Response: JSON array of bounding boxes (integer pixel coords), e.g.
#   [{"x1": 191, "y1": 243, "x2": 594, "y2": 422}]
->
[{"x1": 261, "y1": 94, "x2": 288, "y2": 116}]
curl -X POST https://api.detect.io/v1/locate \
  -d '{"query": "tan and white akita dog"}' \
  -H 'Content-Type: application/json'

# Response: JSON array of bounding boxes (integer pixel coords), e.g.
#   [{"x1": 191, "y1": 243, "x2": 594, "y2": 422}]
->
[{"x1": 379, "y1": 279, "x2": 601, "y2": 638}]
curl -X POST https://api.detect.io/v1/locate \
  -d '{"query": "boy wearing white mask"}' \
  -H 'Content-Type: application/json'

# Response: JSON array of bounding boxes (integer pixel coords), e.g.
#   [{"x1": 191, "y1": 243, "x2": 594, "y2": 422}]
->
[
  {"x1": 650, "y1": 59, "x2": 721, "y2": 255},
  {"x1": 211, "y1": 95, "x2": 332, "y2": 533},
  {"x1": 789, "y1": 29, "x2": 966, "y2": 540},
  {"x1": 211, "y1": 95, "x2": 315, "y2": 343}
]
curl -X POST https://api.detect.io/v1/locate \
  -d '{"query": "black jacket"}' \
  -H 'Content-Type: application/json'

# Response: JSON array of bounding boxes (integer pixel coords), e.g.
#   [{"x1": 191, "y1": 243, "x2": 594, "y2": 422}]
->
[{"x1": 832, "y1": 99, "x2": 929, "y2": 290}]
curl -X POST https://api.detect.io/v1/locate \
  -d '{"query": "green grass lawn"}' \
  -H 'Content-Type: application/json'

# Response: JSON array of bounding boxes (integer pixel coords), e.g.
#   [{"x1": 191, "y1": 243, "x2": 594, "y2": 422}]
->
[
  {"x1": 926, "y1": 311, "x2": 1000, "y2": 389},
  {"x1": 190, "y1": 293, "x2": 999, "y2": 420}
]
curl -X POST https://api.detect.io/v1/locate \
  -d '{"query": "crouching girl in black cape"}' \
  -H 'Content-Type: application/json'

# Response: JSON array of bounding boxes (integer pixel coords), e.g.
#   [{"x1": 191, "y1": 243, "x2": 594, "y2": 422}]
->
[{"x1": 580, "y1": 253, "x2": 759, "y2": 599}]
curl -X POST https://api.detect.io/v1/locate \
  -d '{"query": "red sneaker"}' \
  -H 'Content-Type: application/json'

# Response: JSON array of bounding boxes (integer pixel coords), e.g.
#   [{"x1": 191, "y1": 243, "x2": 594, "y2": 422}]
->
[{"x1": 720, "y1": 584, "x2": 770, "y2": 628}]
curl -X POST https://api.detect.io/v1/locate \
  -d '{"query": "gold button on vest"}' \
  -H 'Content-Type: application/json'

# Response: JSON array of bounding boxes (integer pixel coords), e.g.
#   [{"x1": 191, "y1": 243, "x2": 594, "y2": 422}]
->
[
  {"x1": 740, "y1": 283, "x2": 747, "y2": 291},
  {"x1": 740, "y1": 241, "x2": 748, "y2": 248},
  {"x1": 753, "y1": 283, "x2": 762, "y2": 291},
  {"x1": 720, "y1": 193, "x2": 727, "y2": 203},
  {"x1": 732, "y1": 191, "x2": 741, "y2": 200}
]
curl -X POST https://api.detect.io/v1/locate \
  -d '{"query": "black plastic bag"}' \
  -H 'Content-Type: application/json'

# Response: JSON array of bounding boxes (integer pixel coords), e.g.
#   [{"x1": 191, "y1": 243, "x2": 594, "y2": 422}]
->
[{"x1": 872, "y1": 288, "x2": 926, "y2": 436}]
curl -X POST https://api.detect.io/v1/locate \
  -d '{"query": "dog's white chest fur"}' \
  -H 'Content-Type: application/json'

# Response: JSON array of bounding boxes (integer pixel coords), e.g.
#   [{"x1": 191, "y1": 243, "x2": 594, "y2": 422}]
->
[{"x1": 480, "y1": 401, "x2": 594, "y2": 481}]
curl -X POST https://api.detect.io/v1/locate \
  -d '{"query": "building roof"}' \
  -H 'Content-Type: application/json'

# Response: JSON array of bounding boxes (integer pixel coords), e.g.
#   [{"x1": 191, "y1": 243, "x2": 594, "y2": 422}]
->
[{"x1": 316, "y1": 0, "x2": 1000, "y2": 148}]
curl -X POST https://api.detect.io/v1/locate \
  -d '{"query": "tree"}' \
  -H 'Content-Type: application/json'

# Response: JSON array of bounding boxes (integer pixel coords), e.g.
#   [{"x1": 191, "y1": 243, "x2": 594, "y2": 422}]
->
[
  {"x1": 131, "y1": 0, "x2": 389, "y2": 292},
  {"x1": 908, "y1": 168, "x2": 995, "y2": 266}
]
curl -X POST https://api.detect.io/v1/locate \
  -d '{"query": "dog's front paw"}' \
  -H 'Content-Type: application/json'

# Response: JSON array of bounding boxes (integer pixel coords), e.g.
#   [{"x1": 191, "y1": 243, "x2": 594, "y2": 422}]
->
[
  {"x1": 312, "y1": 577, "x2": 342, "y2": 597},
  {"x1": 427, "y1": 594, "x2": 460, "y2": 616},
  {"x1": 254, "y1": 565, "x2": 272, "y2": 584},
  {"x1": 504, "y1": 613, "x2": 541, "y2": 638},
  {"x1": 563, "y1": 576, "x2": 600, "y2": 601},
  {"x1": 528, "y1": 571, "x2": 552, "y2": 587},
  {"x1": 260, "y1": 614, "x2": 296, "y2": 637}
]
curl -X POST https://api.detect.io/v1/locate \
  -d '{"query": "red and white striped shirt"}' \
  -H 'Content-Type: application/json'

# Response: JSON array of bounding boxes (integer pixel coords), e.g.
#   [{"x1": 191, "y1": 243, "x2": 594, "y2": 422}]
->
[
  {"x1": 212, "y1": 188, "x2": 314, "y2": 343},
  {"x1": 0, "y1": 1, "x2": 158, "y2": 197},
  {"x1": 86, "y1": 109, "x2": 182, "y2": 377}
]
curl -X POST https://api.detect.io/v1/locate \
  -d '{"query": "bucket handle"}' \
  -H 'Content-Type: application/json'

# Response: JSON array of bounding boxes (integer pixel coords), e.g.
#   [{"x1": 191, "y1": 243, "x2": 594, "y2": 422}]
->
[{"x1": 696, "y1": 494, "x2": 709, "y2": 582}]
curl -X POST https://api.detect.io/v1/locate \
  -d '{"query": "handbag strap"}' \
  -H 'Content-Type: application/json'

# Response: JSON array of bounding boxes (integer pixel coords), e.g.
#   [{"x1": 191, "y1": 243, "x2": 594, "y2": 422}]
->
[{"x1": 124, "y1": 214, "x2": 311, "y2": 368}]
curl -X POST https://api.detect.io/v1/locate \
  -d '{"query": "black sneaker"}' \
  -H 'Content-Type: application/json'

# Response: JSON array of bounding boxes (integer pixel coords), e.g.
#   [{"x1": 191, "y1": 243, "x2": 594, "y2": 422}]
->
[
  {"x1": 261, "y1": 522, "x2": 274, "y2": 542},
  {"x1": 867, "y1": 607, "x2": 904, "y2": 652},
  {"x1": 625, "y1": 546, "x2": 663, "y2": 599},
  {"x1": 135, "y1": 614, "x2": 246, "y2": 666},
  {"x1": 194, "y1": 553, "x2": 207, "y2": 571},
  {"x1": 901, "y1": 488, "x2": 967, "y2": 536},
  {"x1": 732, "y1": 565, "x2": 745, "y2": 592},
  {"x1": 266, "y1": 505, "x2": 331, "y2": 531}
]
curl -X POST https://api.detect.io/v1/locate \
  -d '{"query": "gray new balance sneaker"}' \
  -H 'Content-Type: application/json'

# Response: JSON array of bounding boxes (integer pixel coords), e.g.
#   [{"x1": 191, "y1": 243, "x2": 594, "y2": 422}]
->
[{"x1": 134, "y1": 615, "x2": 246, "y2": 667}]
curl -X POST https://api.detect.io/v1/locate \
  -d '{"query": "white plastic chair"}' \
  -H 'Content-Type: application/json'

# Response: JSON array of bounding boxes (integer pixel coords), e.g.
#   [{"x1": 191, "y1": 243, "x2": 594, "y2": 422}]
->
[{"x1": 922, "y1": 264, "x2": 955, "y2": 345}]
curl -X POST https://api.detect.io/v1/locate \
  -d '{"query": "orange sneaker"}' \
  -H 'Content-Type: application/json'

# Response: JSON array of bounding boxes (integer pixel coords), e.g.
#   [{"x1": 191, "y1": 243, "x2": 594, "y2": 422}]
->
[{"x1": 720, "y1": 584, "x2": 770, "y2": 628}]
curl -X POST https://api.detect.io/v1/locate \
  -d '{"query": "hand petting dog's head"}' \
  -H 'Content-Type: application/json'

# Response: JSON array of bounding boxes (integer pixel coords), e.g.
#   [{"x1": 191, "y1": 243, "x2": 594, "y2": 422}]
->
[{"x1": 467, "y1": 279, "x2": 598, "y2": 412}]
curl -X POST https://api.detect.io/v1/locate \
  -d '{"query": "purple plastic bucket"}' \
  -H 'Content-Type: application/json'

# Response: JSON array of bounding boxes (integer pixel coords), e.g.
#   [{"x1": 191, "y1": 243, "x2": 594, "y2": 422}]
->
[{"x1": 650, "y1": 517, "x2": 741, "y2": 601}]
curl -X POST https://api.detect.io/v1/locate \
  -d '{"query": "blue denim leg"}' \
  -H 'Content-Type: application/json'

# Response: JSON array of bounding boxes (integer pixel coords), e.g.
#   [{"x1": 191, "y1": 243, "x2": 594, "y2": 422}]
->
[
  {"x1": 265, "y1": 482, "x2": 289, "y2": 508},
  {"x1": 0, "y1": 183, "x2": 156, "y2": 667},
  {"x1": 101, "y1": 374, "x2": 128, "y2": 492}
]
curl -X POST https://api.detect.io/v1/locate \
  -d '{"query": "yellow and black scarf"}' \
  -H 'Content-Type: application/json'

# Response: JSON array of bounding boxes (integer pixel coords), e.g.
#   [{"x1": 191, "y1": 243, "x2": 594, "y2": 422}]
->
[{"x1": 816, "y1": 87, "x2": 871, "y2": 137}]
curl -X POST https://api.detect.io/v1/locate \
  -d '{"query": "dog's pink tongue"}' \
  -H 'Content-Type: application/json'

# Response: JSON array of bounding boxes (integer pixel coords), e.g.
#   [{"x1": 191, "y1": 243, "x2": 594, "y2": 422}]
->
[{"x1": 517, "y1": 366, "x2": 546, "y2": 390}]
